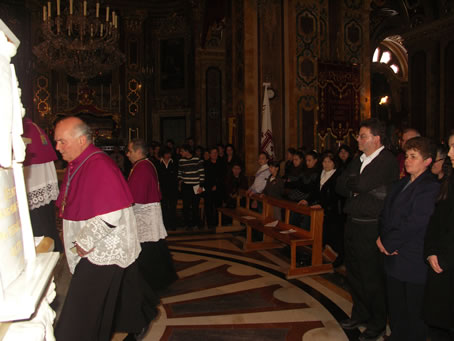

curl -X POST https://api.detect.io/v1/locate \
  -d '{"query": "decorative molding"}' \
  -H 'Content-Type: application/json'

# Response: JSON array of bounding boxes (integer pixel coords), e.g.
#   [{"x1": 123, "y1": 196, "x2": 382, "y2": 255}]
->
[
  {"x1": 156, "y1": 15, "x2": 188, "y2": 37},
  {"x1": 127, "y1": 78, "x2": 141, "y2": 116},
  {"x1": 34, "y1": 75, "x2": 50, "y2": 118},
  {"x1": 124, "y1": 10, "x2": 148, "y2": 34},
  {"x1": 402, "y1": 14, "x2": 454, "y2": 45}
]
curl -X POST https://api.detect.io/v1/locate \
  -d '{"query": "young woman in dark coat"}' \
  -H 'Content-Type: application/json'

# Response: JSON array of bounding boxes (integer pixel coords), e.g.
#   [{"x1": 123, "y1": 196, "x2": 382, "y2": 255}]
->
[
  {"x1": 224, "y1": 162, "x2": 248, "y2": 208},
  {"x1": 336, "y1": 144, "x2": 353, "y2": 174},
  {"x1": 225, "y1": 144, "x2": 242, "y2": 171},
  {"x1": 283, "y1": 147, "x2": 297, "y2": 179},
  {"x1": 377, "y1": 137, "x2": 439, "y2": 341},
  {"x1": 284, "y1": 150, "x2": 305, "y2": 188},
  {"x1": 423, "y1": 132, "x2": 454, "y2": 341},
  {"x1": 300, "y1": 151, "x2": 344, "y2": 266},
  {"x1": 262, "y1": 161, "x2": 285, "y2": 220},
  {"x1": 287, "y1": 151, "x2": 320, "y2": 228}
]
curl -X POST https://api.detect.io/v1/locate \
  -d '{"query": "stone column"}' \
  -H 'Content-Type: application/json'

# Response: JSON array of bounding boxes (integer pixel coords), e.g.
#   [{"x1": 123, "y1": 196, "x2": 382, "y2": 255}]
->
[{"x1": 243, "y1": 0, "x2": 259, "y2": 176}]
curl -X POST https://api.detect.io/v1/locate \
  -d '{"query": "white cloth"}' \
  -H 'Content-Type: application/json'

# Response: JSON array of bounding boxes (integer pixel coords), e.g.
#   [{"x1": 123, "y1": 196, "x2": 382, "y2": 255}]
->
[
  {"x1": 360, "y1": 146, "x2": 385, "y2": 174},
  {"x1": 63, "y1": 207, "x2": 141, "y2": 274},
  {"x1": 133, "y1": 202, "x2": 168, "y2": 243},
  {"x1": 260, "y1": 84, "x2": 275, "y2": 158},
  {"x1": 23, "y1": 162, "x2": 59, "y2": 210},
  {"x1": 249, "y1": 164, "x2": 271, "y2": 194},
  {"x1": 0, "y1": 30, "x2": 16, "y2": 168},
  {"x1": 320, "y1": 169, "x2": 336, "y2": 189}
]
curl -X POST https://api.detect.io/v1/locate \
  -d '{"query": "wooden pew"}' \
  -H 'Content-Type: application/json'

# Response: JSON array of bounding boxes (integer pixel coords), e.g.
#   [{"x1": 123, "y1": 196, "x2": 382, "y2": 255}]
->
[{"x1": 217, "y1": 190, "x2": 333, "y2": 278}]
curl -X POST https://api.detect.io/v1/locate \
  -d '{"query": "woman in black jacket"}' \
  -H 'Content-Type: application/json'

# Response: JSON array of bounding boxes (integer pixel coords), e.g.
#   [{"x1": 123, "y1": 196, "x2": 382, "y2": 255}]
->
[
  {"x1": 225, "y1": 144, "x2": 242, "y2": 172},
  {"x1": 423, "y1": 132, "x2": 454, "y2": 341},
  {"x1": 301, "y1": 151, "x2": 343, "y2": 266},
  {"x1": 262, "y1": 161, "x2": 285, "y2": 220},
  {"x1": 287, "y1": 151, "x2": 319, "y2": 228},
  {"x1": 377, "y1": 137, "x2": 439, "y2": 341}
]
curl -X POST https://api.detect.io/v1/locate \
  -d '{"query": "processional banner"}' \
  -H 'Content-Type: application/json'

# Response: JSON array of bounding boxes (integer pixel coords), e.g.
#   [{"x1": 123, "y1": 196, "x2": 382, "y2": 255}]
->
[{"x1": 318, "y1": 62, "x2": 360, "y2": 141}]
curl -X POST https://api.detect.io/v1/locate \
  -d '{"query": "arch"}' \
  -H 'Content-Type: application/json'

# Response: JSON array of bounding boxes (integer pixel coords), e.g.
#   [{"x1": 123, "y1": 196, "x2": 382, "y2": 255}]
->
[{"x1": 372, "y1": 35, "x2": 408, "y2": 81}]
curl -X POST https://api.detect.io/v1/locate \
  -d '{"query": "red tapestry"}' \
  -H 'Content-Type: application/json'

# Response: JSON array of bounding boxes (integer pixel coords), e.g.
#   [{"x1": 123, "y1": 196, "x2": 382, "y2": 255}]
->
[{"x1": 318, "y1": 62, "x2": 360, "y2": 140}]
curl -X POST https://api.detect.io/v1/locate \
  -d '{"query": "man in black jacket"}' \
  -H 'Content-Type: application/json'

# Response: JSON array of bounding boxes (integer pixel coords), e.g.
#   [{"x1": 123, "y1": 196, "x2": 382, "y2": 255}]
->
[
  {"x1": 156, "y1": 146, "x2": 179, "y2": 230},
  {"x1": 204, "y1": 147, "x2": 226, "y2": 229},
  {"x1": 336, "y1": 118, "x2": 399, "y2": 341}
]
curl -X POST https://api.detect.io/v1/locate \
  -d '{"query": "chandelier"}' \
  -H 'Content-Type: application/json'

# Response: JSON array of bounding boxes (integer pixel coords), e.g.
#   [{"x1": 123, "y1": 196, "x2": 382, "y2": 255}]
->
[{"x1": 33, "y1": 0, "x2": 125, "y2": 81}]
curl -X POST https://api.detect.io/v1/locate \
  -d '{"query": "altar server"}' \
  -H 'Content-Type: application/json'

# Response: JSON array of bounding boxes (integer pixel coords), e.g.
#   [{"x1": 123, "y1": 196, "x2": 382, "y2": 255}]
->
[
  {"x1": 22, "y1": 117, "x2": 62, "y2": 251},
  {"x1": 126, "y1": 138, "x2": 178, "y2": 291}
]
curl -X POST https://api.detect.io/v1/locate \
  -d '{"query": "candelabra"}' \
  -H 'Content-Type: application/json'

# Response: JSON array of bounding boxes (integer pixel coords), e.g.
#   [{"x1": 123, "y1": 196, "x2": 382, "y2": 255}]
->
[{"x1": 33, "y1": 0, "x2": 125, "y2": 81}]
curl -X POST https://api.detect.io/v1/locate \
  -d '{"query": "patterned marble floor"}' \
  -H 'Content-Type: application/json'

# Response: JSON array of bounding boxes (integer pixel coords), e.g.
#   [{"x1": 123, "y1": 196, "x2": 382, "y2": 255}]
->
[{"x1": 137, "y1": 230, "x2": 385, "y2": 341}]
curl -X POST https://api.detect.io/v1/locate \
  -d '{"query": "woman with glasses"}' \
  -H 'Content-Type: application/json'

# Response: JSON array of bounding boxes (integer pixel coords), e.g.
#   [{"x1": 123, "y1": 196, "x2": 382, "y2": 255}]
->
[{"x1": 431, "y1": 144, "x2": 448, "y2": 182}]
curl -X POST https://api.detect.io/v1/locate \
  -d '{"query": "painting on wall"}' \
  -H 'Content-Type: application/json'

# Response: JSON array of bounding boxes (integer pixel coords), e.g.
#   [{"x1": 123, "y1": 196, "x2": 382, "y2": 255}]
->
[{"x1": 160, "y1": 38, "x2": 185, "y2": 91}]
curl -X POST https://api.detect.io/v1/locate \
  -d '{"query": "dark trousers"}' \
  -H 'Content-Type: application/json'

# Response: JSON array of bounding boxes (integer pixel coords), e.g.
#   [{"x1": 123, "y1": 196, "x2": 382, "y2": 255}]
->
[
  {"x1": 55, "y1": 258, "x2": 123, "y2": 341},
  {"x1": 205, "y1": 189, "x2": 222, "y2": 227},
  {"x1": 138, "y1": 240, "x2": 178, "y2": 291},
  {"x1": 428, "y1": 326, "x2": 454, "y2": 341},
  {"x1": 323, "y1": 218, "x2": 344, "y2": 259},
  {"x1": 161, "y1": 194, "x2": 178, "y2": 230},
  {"x1": 114, "y1": 261, "x2": 159, "y2": 333},
  {"x1": 386, "y1": 275, "x2": 426, "y2": 341},
  {"x1": 181, "y1": 183, "x2": 201, "y2": 227},
  {"x1": 345, "y1": 219, "x2": 387, "y2": 332}
]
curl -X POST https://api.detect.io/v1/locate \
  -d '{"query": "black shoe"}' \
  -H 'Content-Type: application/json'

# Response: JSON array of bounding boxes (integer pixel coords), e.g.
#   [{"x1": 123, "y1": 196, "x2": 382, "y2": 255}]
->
[
  {"x1": 358, "y1": 328, "x2": 385, "y2": 341},
  {"x1": 340, "y1": 318, "x2": 367, "y2": 330}
]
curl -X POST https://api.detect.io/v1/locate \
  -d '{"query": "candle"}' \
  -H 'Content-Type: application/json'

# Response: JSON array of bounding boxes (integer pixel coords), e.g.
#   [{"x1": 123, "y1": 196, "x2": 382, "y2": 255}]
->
[
  {"x1": 83, "y1": 1, "x2": 87, "y2": 16},
  {"x1": 100, "y1": 23, "x2": 103, "y2": 36},
  {"x1": 69, "y1": 0, "x2": 73, "y2": 15},
  {"x1": 112, "y1": 11, "x2": 115, "y2": 25},
  {"x1": 106, "y1": 6, "x2": 109, "y2": 22},
  {"x1": 57, "y1": 0, "x2": 60, "y2": 15},
  {"x1": 90, "y1": 25, "x2": 93, "y2": 37},
  {"x1": 115, "y1": 15, "x2": 118, "y2": 28},
  {"x1": 43, "y1": 6, "x2": 47, "y2": 21},
  {"x1": 47, "y1": 2, "x2": 51, "y2": 18},
  {"x1": 96, "y1": 3, "x2": 99, "y2": 18}
]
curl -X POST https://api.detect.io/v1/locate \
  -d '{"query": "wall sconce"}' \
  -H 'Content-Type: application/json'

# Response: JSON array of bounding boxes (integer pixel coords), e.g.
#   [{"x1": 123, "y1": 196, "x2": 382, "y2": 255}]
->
[{"x1": 378, "y1": 95, "x2": 389, "y2": 105}]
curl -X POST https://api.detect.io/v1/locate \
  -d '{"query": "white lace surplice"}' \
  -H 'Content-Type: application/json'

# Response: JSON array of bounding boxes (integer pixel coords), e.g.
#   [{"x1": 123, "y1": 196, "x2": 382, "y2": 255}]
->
[
  {"x1": 23, "y1": 161, "x2": 59, "y2": 210},
  {"x1": 133, "y1": 202, "x2": 168, "y2": 243},
  {"x1": 63, "y1": 207, "x2": 141, "y2": 274}
]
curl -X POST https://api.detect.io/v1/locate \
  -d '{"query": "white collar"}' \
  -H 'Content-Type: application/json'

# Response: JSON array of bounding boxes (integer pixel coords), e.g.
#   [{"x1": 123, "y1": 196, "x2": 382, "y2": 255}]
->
[
  {"x1": 256, "y1": 164, "x2": 269, "y2": 174},
  {"x1": 360, "y1": 145, "x2": 385, "y2": 162},
  {"x1": 360, "y1": 146, "x2": 385, "y2": 173}
]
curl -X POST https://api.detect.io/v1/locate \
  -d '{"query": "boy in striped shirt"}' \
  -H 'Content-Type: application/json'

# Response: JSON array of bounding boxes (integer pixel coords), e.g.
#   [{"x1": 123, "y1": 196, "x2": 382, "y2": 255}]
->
[{"x1": 178, "y1": 144, "x2": 205, "y2": 229}]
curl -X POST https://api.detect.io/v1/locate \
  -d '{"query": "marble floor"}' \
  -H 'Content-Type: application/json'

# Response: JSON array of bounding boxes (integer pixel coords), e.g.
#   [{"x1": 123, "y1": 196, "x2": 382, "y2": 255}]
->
[{"x1": 133, "y1": 229, "x2": 389, "y2": 341}]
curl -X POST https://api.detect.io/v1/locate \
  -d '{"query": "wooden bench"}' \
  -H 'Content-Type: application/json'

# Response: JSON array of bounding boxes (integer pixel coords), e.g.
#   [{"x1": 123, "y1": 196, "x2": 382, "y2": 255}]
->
[
  {"x1": 216, "y1": 190, "x2": 265, "y2": 233},
  {"x1": 217, "y1": 190, "x2": 333, "y2": 278}
]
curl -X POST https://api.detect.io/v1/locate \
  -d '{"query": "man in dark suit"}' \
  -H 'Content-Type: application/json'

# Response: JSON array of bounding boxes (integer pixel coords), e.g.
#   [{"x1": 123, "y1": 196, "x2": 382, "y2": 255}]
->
[{"x1": 336, "y1": 118, "x2": 399, "y2": 341}]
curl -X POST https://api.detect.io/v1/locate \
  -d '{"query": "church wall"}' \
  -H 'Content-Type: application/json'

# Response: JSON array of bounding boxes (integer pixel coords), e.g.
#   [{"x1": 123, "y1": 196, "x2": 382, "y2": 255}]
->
[
  {"x1": 243, "y1": 0, "x2": 259, "y2": 175},
  {"x1": 239, "y1": 0, "x2": 371, "y2": 175},
  {"x1": 403, "y1": 15, "x2": 454, "y2": 140},
  {"x1": 257, "y1": 0, "x2": 285, "y2": 162}
]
